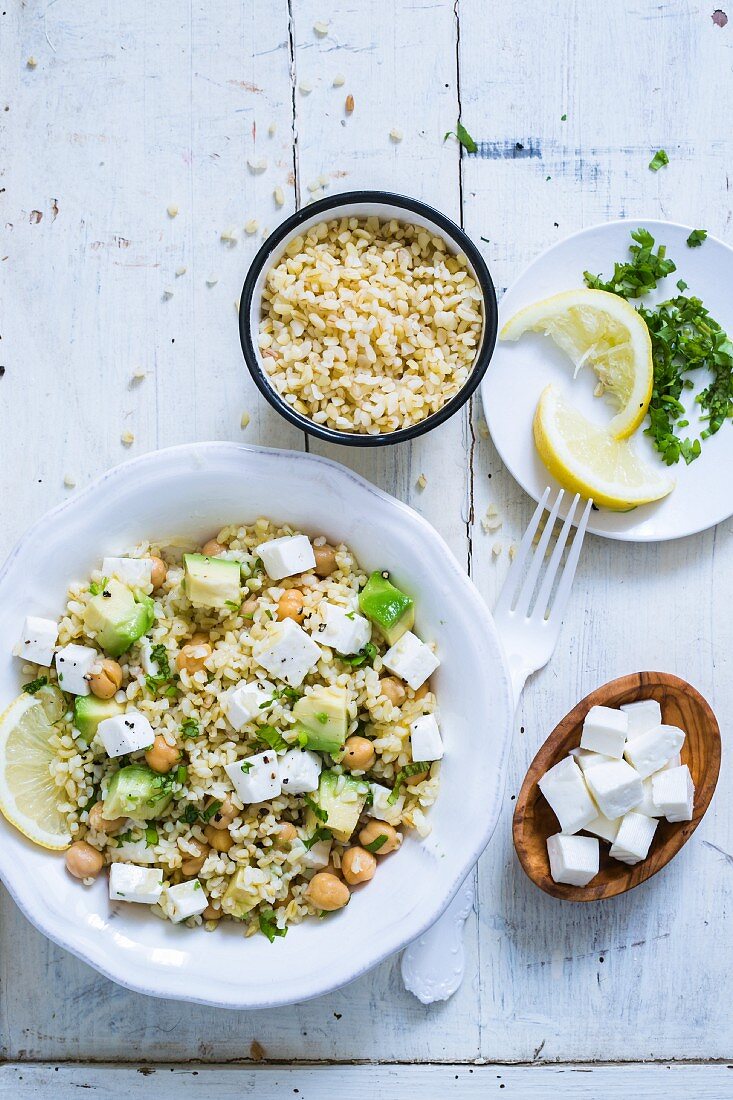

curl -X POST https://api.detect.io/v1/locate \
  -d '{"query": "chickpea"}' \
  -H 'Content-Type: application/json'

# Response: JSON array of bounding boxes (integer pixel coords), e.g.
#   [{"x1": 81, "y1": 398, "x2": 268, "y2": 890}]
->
[
  {"x1": 176, "y1": 640, "x2": 212, "y2": 674},
  {"x1": 87, "y1": 801, "x2": 125, "y2": 835},
  {"x1": 202, "y1": 903, "x2": 222, "y2": 921},
  {"x1": 414, "y1": 680, "x2": 431, "y2": 701},
  {"x1": 341, "y1": 846, "x2": 377, "y2": 885},
  {"x1": 181, "y1": 838, "x2": 210, "y2": 876},
  {"x1": 277, "y1": 588, "x2": 305, "y2": 624},
  {"x1": 145, "y1": 734, "x2": 181, "y2": 774},
  {"x1": 88, "y1": 659, "x2": 123, "y2": 700},
  {"x1": 202, "y1": 538, "x2": 225, "y2": 557},
  {"x1": 313, "y1": 544, "x2": 338, "y2": 577},
  {"x1": 305, "y1": 872, "x2": 350, "y2": 911},
  {"x1": 149, "y1": 555, "x2": 167, "y2": 589},
  {"x1": 208, "y1": 795, "x2": 237, "y2": 828},
  {"x1": 276, "y1": 822, "x2": 297, "y2": 845},
  {"x1": 65, "y1": 841, "x2": 104, "y2": 880},
  {"x1": 406, "y1": 768, "x2": 429, "y2": 786},
  {"x1": 204, "y1": 824, "x2": 234, "y2": 853},
  {"x1": 359, "y1": 819, "x2": 400, "y2": 855},
  {"x1": 342, "y1": 735, "x2": 375, "y2": 772},
  {"x1": 380, "y1": 677, "x2": 406, "y2": 707}
]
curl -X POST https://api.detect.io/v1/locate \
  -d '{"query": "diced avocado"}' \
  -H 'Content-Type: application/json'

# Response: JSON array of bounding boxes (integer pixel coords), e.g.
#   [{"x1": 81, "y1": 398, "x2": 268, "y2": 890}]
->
[
  {"x1": 221, "y1": 867, "x2": 260, "y2": 918},
  {"x1": 83, "y1": 578, "x2": 155, "y2": 657},
  {"x1": 184, "y1": 554, "x2": 241, "y2": 610},
  {"x1": 74, "y1": 695, "x2": 125, "y2": 742},
  {"x1": 292, "y1": 686, "x2": 348, "y2": 754},
  {"x1": 308, "y1": 769, "x2": 369, "y2": 843},
  {"x1": 358, "y1": 571, "x2": 414, "y2": 645},
  {"x1": 103, "y1": 764, "x2": 173, "y2": 822}
]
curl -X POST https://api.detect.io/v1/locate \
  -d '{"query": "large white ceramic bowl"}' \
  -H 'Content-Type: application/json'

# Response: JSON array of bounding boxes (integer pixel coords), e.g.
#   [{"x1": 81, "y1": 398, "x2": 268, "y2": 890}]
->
[{"x1": 0, "y1": 443, "x2": 513, "y2": 1008}]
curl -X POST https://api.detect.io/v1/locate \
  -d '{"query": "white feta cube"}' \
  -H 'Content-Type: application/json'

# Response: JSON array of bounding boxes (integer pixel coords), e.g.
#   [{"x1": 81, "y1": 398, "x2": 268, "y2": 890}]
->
[
  {"x1": 109, "y1": 863, "x2": 164, "y2": 904},
  {"x1": 621, "y1": 698, "x2": 662, "y2": 739},
  {"x1": 570, "y1": 747, "x2": 613, "y2": 774},
  {"x1": 102, "y1": 556, "x2": 153, "y2": 587},
  {"x1": 13, "y1": 615, "x2": 59, "y2": 667},
  {"x1": 633, "y1": 777, "x2": 664, "y2": 818},
  {"x1": 256, "y1": 535, "x2": 316, "y2": 580},
  {"x1": 55, "y1": 643, "x2": 98, "y2": 696},
  {"x1": 98, "y1": 711, "x2": 156, "y2": 758},
  {"x1": 651, "y1": 764, "x2": 695, "y2": 822},
  {"x1": 382, "y1": 631, "x2": 439, "y2": 691},
  {"x1": 583, "y1": 812, "x2": 621, "y2": 843},
  {"x1": 661, "y1": 752, "x2": 682, "y2": 771},
  {"x1": 547, "y1": 833, "x2": 599, "y2": 887},
  {"x1": 316, "y1": 603, "x2": 372, "y2": 655},
  {"x1": 580, "y1": 705, "x2": 628, "y2": 758},
  {"x1": 253, "y1": 618, "x2": 322, "y2": 687},
  {"x1": 624, "y1": 724, "x2": 685, "y2": 779},
  {"x1": 537, "y1": 756, "x2": 596, "y2": 835},
  {"x1": 366, "y1": 782, "x2": 404, "y2": 825},
  {"x1": 224, "y1": 679, "x2": 276, "y2": 730},
  {"x1": 410, "y1": 714, "x2": 444, "y2": 761},
  {"x1": 299, "y1": 837, "x2": 332, "y2": 869},
  {"x1": 280, "y1": 748, "x2": 322, "y2": 794},
  {"x1": 609, "y1": 810, "x2": 658, "y2": 865},
  {"x1": 167, "y1": 879, "x2": 208, "y2": 922},
  {"x1": 584, "y1": 759, "x2": 643, "y2": 820},
  {"x1": 225, "y1": 750, "x2": 281, "y2": 804}
]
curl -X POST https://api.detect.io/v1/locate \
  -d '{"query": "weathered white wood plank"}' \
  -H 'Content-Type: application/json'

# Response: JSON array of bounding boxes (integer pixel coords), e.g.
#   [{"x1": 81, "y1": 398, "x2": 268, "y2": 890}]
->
[
  {"x1": 2, "y1": 1062, "x2": 732, "y2": 1098},
  {"x1": 460, "y1": 0, "x2": 733, "y2": 1063}
]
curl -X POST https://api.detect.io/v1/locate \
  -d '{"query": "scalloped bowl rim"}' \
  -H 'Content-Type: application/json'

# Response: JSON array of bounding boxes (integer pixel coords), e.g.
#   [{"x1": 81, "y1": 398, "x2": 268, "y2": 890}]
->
[{"x1": 0, "y1": 443, "x2": 513, "y2": 1008}]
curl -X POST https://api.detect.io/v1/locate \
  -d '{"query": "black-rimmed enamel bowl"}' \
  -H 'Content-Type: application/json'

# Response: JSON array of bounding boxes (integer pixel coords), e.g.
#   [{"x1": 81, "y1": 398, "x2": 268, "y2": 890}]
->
[{"x1": 238, "y1": 190, "x2": 498, "y2": 447}]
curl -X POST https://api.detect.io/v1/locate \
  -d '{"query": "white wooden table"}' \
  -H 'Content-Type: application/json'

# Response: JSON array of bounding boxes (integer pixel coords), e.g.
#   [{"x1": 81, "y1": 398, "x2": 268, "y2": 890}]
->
[{"x1": 2, "y1": 2, "x2": 732, "y2": 1095}]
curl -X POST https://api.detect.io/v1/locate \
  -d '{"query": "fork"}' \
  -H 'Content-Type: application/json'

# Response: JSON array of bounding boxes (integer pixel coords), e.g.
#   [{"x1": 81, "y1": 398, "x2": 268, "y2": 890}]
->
[{"x1": 401, "y1": 488, "x2": 592, "y2": 1004}]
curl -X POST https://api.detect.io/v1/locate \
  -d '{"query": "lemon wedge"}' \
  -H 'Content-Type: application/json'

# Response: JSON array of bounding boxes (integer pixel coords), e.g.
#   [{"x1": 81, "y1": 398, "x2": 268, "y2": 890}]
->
[
  {"x1": 501, "y1": 288, "x2": 653, "y2": 440},
  {"x1": 0, "y1": 686, "x2": 71, "y2": 849},
  {"x1": 534, "y1": 386, "x2": 674, "y2": 510}
]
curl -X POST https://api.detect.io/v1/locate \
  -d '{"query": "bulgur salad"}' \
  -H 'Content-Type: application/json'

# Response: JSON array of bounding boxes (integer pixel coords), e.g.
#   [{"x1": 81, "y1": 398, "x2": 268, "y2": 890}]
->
[{"x1": 2, "y1": 521, "x2": 444, "y2": 939}]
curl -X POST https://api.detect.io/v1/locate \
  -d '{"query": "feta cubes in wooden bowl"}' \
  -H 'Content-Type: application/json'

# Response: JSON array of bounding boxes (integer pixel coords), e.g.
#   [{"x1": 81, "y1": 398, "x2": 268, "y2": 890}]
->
[{"x1": 512, "y1": 672, "x2": 721, "y2": 901}]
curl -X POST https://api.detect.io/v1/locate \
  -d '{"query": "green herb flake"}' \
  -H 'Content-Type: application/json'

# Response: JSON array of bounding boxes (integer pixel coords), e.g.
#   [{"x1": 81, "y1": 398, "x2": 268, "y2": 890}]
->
[
  {"x1": 145, "y1": 826, "x2": 158, "y2": 847},
  {"x1": 443, "y1": 121, "x2": 477, "y2": 153},
  {"x1": 363, "y1": 833, "x2": 388, "y2": 854},
  {"x1": 388, "y1": 761, "x2": 430, "y2": 804},
  {"x1": 259, "y1": 906, "x2": 288, "y2": 943},
  {"x1": 175, "y1": 764, "x2": 188, "y2": 786},
  {"x1": 258, "y1": 725, "x2": 287, "y2": 752},
  {"x1": 561, "y1": 113, "x2": 567, "y2": 121},
  {"x1": 115, "y1": 829, "x2": 135, "y2": 846},
  {"x1": 181, "y1": 717, "x2": 200, "y2": 740},
  {"x1": 686, "y1": 228, "x2": 707, "y2": 248},
  {"x1": 202, "y1": 799, "x2": 223, "y2": 823},
  {"x1": 179, "y1": 805, "x2": 199, "y2": 825},
  {"x1": 676, "y1": 279, "x2": 688, "y2": 292},
  {"x1": 89, "y1": 576, "x2": 109, "y2": 596},
  {"x1": 241, "y1": 761, "x2": 253, "y2": 774},
  {"x1": 224, "y1": 599, "x2": 241, "y2": 611},
  {"x1": 649, "y1": 149, "x2": 669, "y2": 172},
  {"x1": 304, "y1": 794, "x2": 328, "y2": 823},
  {"x1": 303, "y1": 826, "x2": 332, "y2": 851},
  {"x1": 22, "y1": 676, "x2": 48, "y2": 695},
  {"x1": 338, "y1": 641, "x2": 377, "y2": 669}
]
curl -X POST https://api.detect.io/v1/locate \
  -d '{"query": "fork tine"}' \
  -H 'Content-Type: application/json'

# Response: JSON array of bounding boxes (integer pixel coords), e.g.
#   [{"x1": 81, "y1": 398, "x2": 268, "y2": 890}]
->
[
  {"x1": 512, "y1": 488, "x2": 565, "y2": 616},
  {"x1": 493, "y1": 487, "x2": 552, "y2": 616},
  {"x1": 532, "y1": 493, "x2": 581, "y2": 619},
  {"x1": 544, "y1": 496, "x2": 593, "y2": 622}
]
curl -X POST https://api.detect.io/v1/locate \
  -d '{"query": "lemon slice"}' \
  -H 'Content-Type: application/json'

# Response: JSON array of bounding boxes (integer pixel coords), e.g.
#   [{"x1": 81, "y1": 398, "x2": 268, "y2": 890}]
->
[
  {"x1": 0, "y1": 686, "x2": 71, "y2": 849},
  {"x1": 501, "y1": 288, "x2": 653, "y2": 439},
  {"x1": 534, "y1": 386, "x2": 674, "y2": 510}
]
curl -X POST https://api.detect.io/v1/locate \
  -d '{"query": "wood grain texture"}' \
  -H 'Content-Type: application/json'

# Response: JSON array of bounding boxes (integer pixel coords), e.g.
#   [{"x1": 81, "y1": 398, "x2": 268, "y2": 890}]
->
[
  {"x1": 3, "y1": 1062, "x2": 733, "y2": 1099},
  {"x1": 1, "y1": 0, "x2": 733, "y2": 1072},
  {"x1": 513, "y1": 672, "x2": 721, "y2": 901}
]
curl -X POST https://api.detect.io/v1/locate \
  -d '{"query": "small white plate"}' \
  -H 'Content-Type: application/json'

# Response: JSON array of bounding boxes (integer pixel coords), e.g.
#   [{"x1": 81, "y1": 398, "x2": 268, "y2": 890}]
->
[{"x1": 481, "y1": 219, "x2": 733, "y2": 541}]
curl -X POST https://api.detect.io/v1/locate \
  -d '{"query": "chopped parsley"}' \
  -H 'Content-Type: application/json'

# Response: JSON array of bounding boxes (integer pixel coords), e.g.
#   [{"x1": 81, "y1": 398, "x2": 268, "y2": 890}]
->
[
  {"x1": 363, "y1": 833, "x2": 388, "y2": 854},
  {"x1": 240, "y1": 761, "x2": 253, "y2": 774},
  {"x1": 145, "y1": 645, "x2": 176, "y2": 695},
  {"x1": 388, "y1": 761, "x2": 430, "y2": 804},
  {"x1": 259, "y1": 685, "x2": 301, "y2": 709},
  {"x1": 259, "y1": 907, "x2": 288, "y2": 943},
  {"x1": 648, "y1": 148, "x2": 669, "y2": 172},
  {"x1": 202, "y1": 799, "x2": 223, "y2": 822},
  {"x1": 584, "y1": 228, "x2": 733, "y2": 465},
  {"x1": 304, "y1": 794, "x2": 328, "y2": 823},
  {"x1": 175, "y1": 764, "x2": 188, "y2": 785},
  {"x1": 686, "y1": 228, "x2": 707, "y2": 248},
  {"x1": 443, "y1": 122, "x2": 477, "y2": 153},
  {"x1": 179, "y1": 804, "x2": 199, "y2": 825},
  {"x1": 338, "y1": 641, "x2": 377, "y2": 668},
  {"x1": 181, "y1": 717, "x2": 200, "y2": 740},
  {"x1": 258, "y1": 725, "x2": 287, "y2": 752},
  {"x1": 303, "y1": 826, "x2": 332, "y2": 850},
  {"x1": 145, "y1": 826, "x2": 158, "y2": 847},
  {"x1": 22, "y1": 676, "x2": 48, "y2": 695},
  {"x1": 115, "y1": 829, "x2": 135, "y2": 846},
  {"x1": 561, "y1": 113, "x2": 567, "y2": 121},
  {"x1": 89, "y1": 576, "x2": 109, "y2": 596},
  {"x1": 224, "y1": 599, "x2": 241, "y2": 611}
]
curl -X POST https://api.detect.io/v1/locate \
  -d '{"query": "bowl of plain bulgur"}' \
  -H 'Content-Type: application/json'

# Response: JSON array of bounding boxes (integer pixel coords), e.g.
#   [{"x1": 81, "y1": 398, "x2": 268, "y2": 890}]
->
[{"x1": 239, "y1": 191, "x2": 498, "y2": 445}]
